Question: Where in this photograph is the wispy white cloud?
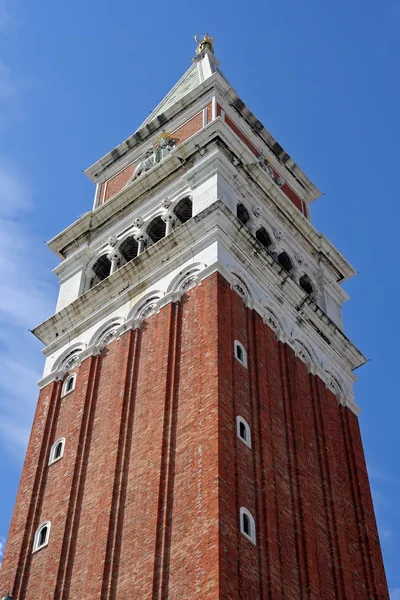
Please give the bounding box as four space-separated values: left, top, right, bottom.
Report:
0 165 31 214
0 164 56 461
0 4 55 463
0 58 31 131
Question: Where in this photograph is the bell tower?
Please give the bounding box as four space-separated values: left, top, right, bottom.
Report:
0 37 389 599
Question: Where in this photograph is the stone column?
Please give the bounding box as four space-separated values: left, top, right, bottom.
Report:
108 251 121 275
134 233 149 255
162 211 176 236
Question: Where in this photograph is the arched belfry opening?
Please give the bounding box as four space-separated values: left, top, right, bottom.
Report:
174 197 192 223
237 203 251 225
119 236 139 263
147 216 166 245
277 251 293 273
90 255 112 288
256 227 272 249
299 274 314 297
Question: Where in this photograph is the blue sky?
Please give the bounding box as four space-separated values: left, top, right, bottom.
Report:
0 0 399 594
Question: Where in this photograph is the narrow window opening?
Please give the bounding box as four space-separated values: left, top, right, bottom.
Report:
236 416 251 448
237 203 251 225
39 526 48 547
49 438 65 465
54 442 63 459
240 508 256 544
33 521 51 552
243 513 251 536
62 374 76 397
234 341 248 368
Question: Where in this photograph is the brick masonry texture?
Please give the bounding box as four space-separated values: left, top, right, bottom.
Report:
98 106 210 205
0 273 389 599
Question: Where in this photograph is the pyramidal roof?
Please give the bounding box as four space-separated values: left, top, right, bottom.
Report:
85 37 320 203
137 45 223 130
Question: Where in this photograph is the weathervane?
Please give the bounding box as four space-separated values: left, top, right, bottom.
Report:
194 33 214 55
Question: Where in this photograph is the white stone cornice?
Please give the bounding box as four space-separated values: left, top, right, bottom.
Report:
37 370 63 389
52 245 91 279
38 254 362 414
36 202 366 378
47 120 355 286
37 343 103 389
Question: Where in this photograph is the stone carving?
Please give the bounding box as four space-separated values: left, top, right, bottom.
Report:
100 328 118 345
230 274 249 300
180 273 199 291
127 133 178 184
295 252 306 265
133 217 143 228
107 250 120 262
274 228 285 241
234 283 246 298
181 276 196 290
161 198 171 209
194 34 214 55
107 235 117 247
257 156 285 188
264 311 279 332
161 211 175 224
62 351 82 371
140 303 157 318
104 330 116 343
293 340 312 365
252 206 261 217
325 373 341 396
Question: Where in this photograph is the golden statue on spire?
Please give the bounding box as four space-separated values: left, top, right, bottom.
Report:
194 33 214 55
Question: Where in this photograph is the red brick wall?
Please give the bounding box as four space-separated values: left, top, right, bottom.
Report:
216 274 388 600
98 106 210 206
0 273 389 599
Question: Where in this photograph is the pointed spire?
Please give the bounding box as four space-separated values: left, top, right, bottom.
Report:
137 34 219 131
